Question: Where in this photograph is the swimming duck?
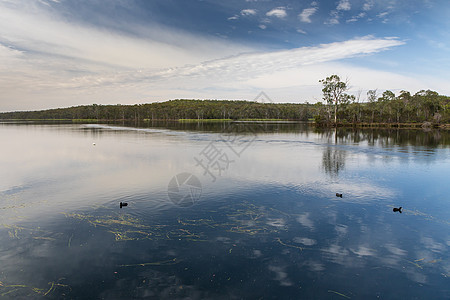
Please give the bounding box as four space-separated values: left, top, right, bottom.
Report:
120 202 128 208
393 207 402 213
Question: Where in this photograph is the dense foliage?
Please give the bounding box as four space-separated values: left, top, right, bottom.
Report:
0 100 314 121
1 91 449 124
317 89 450 125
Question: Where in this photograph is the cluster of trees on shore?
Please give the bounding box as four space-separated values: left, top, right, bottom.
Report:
315 75 450 125
1 76 449 125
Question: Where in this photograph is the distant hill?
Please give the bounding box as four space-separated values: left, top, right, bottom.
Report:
0 99 314 121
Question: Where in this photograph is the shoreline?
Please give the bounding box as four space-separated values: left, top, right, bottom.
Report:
0 119 449 129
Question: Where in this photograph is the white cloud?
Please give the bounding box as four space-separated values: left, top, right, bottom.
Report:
299 7 318 23
228 15 239 20
241 9 257 16
377 11 390 23
347 12 366 23
0 44 23 62
1 35 412 110
1 1 447 112
297 28 307 34
266 7 287 18
0 2 251 71
259 24 267 29
337 0 351 11
327 18 340 25
326 11 340 25
80 36 405 87
363 1 374 11
327 0 351 24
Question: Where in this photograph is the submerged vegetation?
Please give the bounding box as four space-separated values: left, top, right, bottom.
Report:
0 280 71 298
2 198 447 298
63 201 289 243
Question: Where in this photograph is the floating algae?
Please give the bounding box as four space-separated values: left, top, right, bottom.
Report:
32 236 56 241
0 280 71 298
63 202 296 246
2 224 55 240
1 192 49 223
275 238 303 251
328 289 351 299
68 233 73 247
63 201 290 244
64 213 207 242
108 229 145 241
64 213 151 229
166 228 207 241
224 202 289 236
177 217 221 228
118 258 181 268
2 224 26 239
65 213 166 241
183 201 292 238
406 258 443 270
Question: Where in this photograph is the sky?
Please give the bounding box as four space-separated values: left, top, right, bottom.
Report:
1 0 449 111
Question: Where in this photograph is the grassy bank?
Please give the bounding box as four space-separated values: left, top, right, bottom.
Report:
178 119 233 123
238 118 290 122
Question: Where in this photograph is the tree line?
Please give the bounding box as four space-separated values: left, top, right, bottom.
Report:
1 79 449 125
316 75 450 125
0 100 315 121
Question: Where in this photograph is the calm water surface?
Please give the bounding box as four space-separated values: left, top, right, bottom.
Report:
0 122 449 299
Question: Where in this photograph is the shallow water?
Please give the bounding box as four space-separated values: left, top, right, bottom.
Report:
0 122 449 299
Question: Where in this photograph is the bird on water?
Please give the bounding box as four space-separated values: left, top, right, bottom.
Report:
393 207 402 213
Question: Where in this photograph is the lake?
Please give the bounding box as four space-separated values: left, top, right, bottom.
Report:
0 121 449 299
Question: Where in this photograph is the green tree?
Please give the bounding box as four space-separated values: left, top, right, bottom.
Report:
319 75 350 124
377 90 395 122
398 90 412 121
367 89 377 123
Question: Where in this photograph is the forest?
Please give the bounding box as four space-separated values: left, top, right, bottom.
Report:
1 89 449 126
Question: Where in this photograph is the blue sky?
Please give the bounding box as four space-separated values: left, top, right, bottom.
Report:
0 0 449 111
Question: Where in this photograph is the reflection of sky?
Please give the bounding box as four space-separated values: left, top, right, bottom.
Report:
1 124 449 298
